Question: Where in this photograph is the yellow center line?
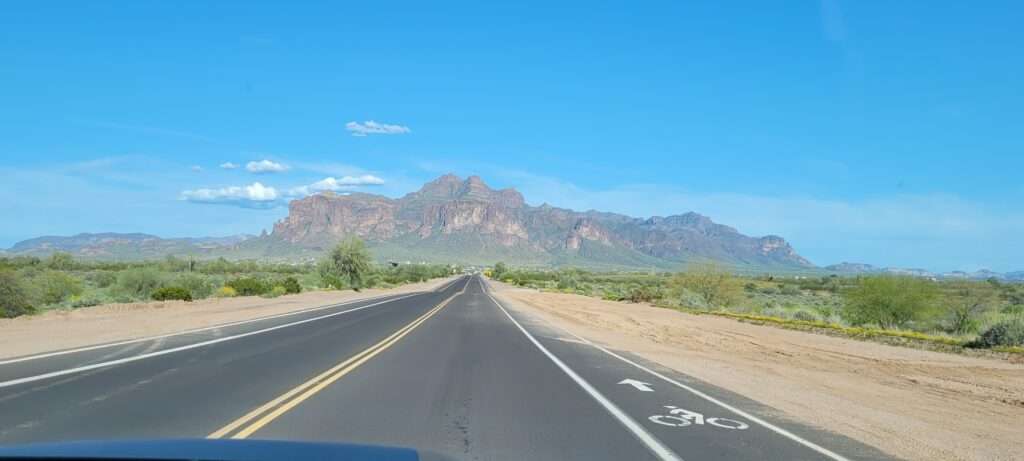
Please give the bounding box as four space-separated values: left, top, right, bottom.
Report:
208 284 465 439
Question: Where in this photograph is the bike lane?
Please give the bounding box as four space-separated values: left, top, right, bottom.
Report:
489 290 894 461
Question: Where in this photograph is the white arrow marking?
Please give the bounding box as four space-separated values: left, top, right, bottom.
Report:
619 378 654 392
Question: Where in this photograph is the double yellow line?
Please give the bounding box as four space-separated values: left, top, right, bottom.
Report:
208 288 463 439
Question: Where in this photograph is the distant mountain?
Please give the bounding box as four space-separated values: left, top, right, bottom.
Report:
824 262 878 273
826 261 1023 281
6 232 255 260
269 174 814 269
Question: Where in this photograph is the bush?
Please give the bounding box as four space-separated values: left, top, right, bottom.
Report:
0 270 35 318
215 286 238 298
175 274 214 300
280 276 302 294
966 319 1024 350
627 285 660 303
841 276 939 329
262 286 288 298
89 271 118 288
117 268 164 300
792 310 819 322
70 297 102 308
151 286 193 301
492 262 509 279
779 285 801 296
33 270 84 305
225 277 269 296
46 252 75 270
670 262 741 308
970 320 1024 348
319 238 372 291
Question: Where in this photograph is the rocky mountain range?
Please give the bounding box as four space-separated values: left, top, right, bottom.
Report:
4 233 255 260
823 262 1024 281
269 174 813 269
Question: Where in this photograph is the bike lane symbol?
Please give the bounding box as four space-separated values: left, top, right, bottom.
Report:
649 405 749 430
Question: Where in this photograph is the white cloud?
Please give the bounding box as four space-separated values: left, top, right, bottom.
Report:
190 165 203 172
288 175 385 197
220 162 239 170
345 120 411 137
246 159 289 173
180 182 280 208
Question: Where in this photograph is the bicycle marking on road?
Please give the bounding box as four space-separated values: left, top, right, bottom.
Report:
649 406 750 430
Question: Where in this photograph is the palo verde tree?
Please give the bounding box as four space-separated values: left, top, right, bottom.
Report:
841 275 939 329
670 261 741 308
319 237 373 291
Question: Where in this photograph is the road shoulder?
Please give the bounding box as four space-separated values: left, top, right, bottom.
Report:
0 277 459 360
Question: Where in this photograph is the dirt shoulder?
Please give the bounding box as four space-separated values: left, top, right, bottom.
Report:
0 277 458 360
490 282 1024 461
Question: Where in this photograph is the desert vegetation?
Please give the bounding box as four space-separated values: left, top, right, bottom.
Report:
490 263 1024 352
0 243 457 319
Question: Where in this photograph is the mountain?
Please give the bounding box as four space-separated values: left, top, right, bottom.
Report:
824 262 879 273
270 174 814 269
6 232 255 260
825 261 1024 281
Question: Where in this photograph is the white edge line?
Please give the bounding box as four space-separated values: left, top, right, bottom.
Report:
0 292 422 389
0 275 462 366
480 279 683 461
483 280 851 461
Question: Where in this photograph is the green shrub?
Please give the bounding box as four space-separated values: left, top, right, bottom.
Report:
0 270 35 318
759 287 778 295
262 286 288 298
33 270 84 305
175 274 214 300
792 310 819 322
779 285 801 296
628 285 660 303
117 268 164 300
89 271 118 288
842 276 939 329
670 262 741 308
319 238 372 291
971 319 1024 348
71 297 102 308
225 277 269 296
280 276 302 294
151 286 193 301
46 252 75 270
743 282 758 292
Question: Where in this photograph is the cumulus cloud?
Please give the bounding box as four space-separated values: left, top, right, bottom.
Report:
220 162 238 169
180 182 280 208
246 159 289 173
345 120 411 137
288 175 385 197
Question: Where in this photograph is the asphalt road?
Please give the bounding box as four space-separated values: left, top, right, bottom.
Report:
0 275 892 460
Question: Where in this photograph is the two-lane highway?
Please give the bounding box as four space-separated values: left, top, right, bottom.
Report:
0 275 891 460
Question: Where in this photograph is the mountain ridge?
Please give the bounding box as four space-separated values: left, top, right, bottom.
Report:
270 174 813 269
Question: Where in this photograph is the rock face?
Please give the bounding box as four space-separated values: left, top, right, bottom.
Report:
271 174 815 268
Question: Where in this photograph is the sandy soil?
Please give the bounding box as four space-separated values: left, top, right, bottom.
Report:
490 282 1024 461
0 277 458 360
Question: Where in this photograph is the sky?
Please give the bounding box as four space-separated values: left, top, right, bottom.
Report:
1 1 1022 272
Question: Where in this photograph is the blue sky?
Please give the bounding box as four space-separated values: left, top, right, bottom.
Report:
2 1 1022 272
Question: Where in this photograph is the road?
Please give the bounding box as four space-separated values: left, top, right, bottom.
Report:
0 275 891 460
